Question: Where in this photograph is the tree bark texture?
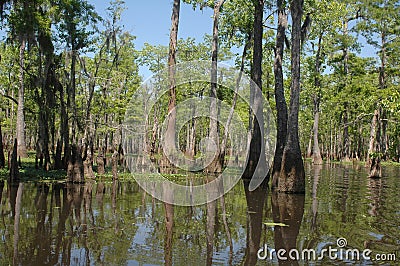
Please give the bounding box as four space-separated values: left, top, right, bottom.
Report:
9 138 19 184
67 144 84 183
277 0 305 193
306 127 313 158
367 108 382 178
0 125 5 168
83 141 95 179
367 108 379 167
312 34 323 165
312 97 323 165
17 37 27 158
272 0 288 188
96 148 105 175
164 0 180 161
112 150 119 181
342 19 350 161
206 0 226 173
243 0 267 186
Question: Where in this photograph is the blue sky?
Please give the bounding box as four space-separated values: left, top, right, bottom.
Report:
88 1 377 78
90 1 213 48
89 1 214 78
0 1 376 77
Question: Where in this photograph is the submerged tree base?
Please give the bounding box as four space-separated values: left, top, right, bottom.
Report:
9 139 20 184
67 145 84 183
313 155 323 165
276 148 305 194
369 157 382 178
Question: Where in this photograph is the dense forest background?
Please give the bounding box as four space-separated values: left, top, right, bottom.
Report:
0 0 399 186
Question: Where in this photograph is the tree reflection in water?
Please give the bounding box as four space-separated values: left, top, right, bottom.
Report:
272 191 305 266
243 180 268 266
0 164 398 265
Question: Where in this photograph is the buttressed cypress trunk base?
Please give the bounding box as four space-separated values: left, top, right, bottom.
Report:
9 139 19 184
278 146 305 193
67 144 84 183
369 157 382 178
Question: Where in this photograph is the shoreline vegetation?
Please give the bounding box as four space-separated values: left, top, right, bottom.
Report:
0 0 399 187
1 153 399 184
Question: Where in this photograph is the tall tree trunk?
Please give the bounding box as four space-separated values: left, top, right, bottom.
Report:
306 127 313 158
0 125 5 168
58 80 69 170
397 141 400 163
151 110 159 155
9 138 19 184
36 33 54 170
17 37 27 158
312 99 323 165
185 111 196 158
367 108 381 177
206 0 226 173
312 34 323 165
67 144 84 183
0 181 4 207
69 49 77 144
312 102 322 162
277 0 305 193
272 0 288 188
37 59 52 171
67 47 84 180
342 102 350 161
367 108 379 165
96 148 105 175
164 0 180 163
111 149 119 181
37 109 51 170
367 32 386 177
381 109 388 160
83 140 95 180
243 0 267 191
220 38 251 166
342 19 350 161
379 33 388 161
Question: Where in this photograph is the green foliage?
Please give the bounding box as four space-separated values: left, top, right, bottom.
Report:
0 0 399 183
54 0 99 51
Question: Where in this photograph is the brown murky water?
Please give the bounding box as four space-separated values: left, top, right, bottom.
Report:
0 163 399 265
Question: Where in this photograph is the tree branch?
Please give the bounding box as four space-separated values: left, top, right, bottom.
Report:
0 93 18 105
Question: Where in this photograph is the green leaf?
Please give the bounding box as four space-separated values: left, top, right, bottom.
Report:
264 222 289 227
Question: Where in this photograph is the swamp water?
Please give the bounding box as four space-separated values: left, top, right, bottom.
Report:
0 163 399 265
